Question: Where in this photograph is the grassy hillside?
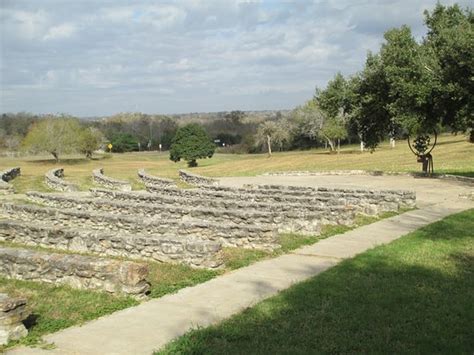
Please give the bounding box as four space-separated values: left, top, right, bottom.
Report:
0 134 472 193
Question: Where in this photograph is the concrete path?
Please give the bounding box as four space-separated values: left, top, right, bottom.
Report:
7 177 473 355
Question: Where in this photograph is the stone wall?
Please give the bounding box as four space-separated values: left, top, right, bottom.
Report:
241 184 417 211
178 169 219 186
28 191 348 234
147 182 410 215
1 203 278 250
44 168 79 192
0 167 20 194
0 293 29 345
0 246 150 297
200 184 416 214
92 168 132 191
138 169 175 187
0 219 223 269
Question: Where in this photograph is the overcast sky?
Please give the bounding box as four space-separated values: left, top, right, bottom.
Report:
0 0 470 116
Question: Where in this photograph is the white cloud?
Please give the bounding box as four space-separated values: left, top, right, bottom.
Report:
1 0 472 116
43 23 77 40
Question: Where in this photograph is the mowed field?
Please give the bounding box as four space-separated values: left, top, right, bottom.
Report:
0 134 472 193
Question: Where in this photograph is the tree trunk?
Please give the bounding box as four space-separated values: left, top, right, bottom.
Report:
51 151 59 163
188 159 197 167
327 139 335 152
337 138 340 154
390 138 396 148
470 130 474 143
360 141 365 152
266 135 272 157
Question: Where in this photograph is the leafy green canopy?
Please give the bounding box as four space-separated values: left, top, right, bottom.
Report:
350 3 473 149
169 123 215 167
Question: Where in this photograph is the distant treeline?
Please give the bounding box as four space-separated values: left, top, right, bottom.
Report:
1 110 340 154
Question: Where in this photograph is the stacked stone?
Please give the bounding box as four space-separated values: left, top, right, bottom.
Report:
179 169 219 186
137 169 176 187
44 168 79 192
0 219 224 269
28 191 345 235
0 247 150 297
92 168 132 191
0 293 29 345
1 203 279 251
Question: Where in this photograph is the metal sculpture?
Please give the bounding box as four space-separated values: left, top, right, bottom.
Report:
407 130 437 175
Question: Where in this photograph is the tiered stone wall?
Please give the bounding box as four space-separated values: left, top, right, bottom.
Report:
147 182 413 215
241 184 416 212
0 246 150 297
92 168 132 191
44 168 79 192
138 169 175 187
1 203 278 250
0 293 29 345
178 169 219 186
28 191 348 234
0 167 20 194
0 219 223 269
199 184 416 214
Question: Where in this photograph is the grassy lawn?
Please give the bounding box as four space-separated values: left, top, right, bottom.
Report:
158 209 474 354
0 134 472 193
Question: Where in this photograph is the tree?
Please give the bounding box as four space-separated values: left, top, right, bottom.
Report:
292 100 346 152
22 116 82 162
169 123 215 167
110 133 139 153
353 4 473 149
424 4 474 141
351 53 393 150
254 120 291 156
78 127 104 158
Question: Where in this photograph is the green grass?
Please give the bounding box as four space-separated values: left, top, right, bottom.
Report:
0 279 138 351
0 134 472 192
221 211 401 270
158 209 474 354
0 245 219 350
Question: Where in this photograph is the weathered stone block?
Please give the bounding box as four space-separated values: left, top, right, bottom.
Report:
0 293 29 345
0 247 150 297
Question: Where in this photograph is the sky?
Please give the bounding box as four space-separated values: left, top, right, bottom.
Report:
0 0 470 117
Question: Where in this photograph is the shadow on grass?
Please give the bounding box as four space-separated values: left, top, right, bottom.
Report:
160 253 473 354
158 210 474 354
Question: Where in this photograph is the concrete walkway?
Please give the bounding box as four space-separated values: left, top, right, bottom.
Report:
7 177 473 355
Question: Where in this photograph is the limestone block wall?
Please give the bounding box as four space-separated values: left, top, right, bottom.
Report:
92 168 132 191
92 188 343 214
0 246 150 296
1 203 279 250
198 184 415 214
0 293 29 345
138 169 175 187
0 167 20 194
28 191 345 234
146 183 398 215
44 168 79 192
0 220 223 269
241 184 416 212
178 169 219 186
